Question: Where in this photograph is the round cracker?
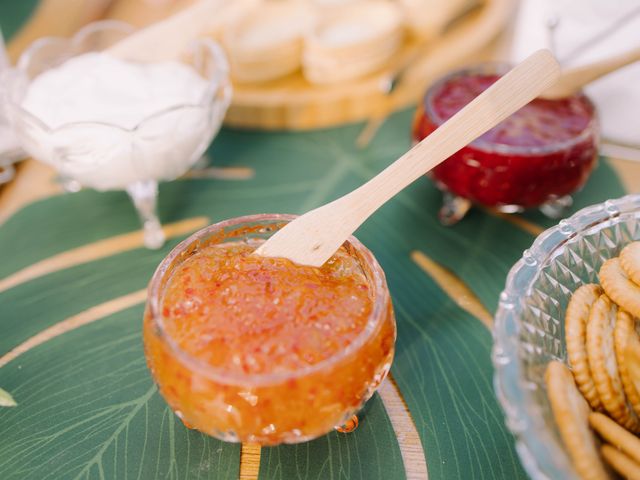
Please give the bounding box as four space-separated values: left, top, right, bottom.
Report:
621 241 640 286
590 412 640 465
545 361 610 480
586 294 640 432
627 334 640 392
601 444 640 480
566 284 604 411
615 310 640 417
600 258 640 319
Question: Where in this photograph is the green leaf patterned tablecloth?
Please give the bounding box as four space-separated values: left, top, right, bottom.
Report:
0 4 627 479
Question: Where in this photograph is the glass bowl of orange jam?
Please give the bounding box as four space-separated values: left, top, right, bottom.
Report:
143 214 396 445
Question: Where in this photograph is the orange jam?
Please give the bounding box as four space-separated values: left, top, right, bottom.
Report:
161 241 373 375
143 218 395 445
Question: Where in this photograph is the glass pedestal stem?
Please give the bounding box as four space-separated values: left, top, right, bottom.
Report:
539 194 573 219
126 180 165 249
438 191 472 226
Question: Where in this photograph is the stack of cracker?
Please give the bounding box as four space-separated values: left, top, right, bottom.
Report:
218 0 475 85
546 241 640 480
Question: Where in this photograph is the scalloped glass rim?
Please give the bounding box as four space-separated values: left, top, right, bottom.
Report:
422 62 599 156
9 20 231 134
492 193 640 480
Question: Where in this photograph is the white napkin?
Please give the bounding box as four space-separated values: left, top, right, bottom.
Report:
510 0 640 151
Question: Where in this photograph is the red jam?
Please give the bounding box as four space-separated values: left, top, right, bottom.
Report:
143 222 395 445
413 68 599 208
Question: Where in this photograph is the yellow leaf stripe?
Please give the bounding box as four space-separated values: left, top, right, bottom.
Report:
183 166 255 181
483 209 545 236
379 375 429 480
0 289 147 369
239 443 261 480
0 217 209 294
411 250 493 329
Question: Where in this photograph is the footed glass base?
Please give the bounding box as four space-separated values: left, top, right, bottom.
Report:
126 180 165 249
437 189 574 225
539 195 573 219
334 414 359 433
56 176 166 250
438 191 472 226
59 175 82 193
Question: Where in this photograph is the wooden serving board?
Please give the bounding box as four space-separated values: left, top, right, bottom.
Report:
226 0 515 130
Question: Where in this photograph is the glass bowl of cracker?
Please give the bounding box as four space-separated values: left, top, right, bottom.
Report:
493 193 640 480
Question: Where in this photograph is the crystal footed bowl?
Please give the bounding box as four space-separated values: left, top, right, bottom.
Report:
493 194 640 479
4 21 231 249
412 63 599 226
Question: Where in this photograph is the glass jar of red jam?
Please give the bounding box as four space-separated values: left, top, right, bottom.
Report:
143 214 396 445
413 64 599 224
